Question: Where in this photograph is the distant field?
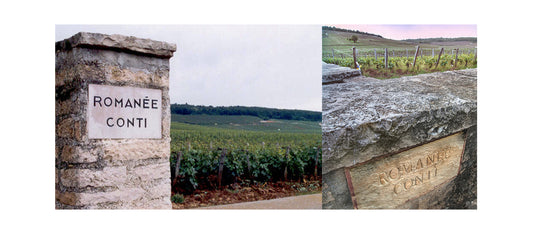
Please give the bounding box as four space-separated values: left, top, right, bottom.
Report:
171 114 321 134
323 28 477 58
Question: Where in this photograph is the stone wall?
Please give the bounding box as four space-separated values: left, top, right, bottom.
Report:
321 63 477 209
55 32 176 209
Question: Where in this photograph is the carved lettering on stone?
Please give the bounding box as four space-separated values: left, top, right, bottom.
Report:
345 132 465 209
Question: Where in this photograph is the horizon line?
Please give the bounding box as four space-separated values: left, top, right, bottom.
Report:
171 103 322 113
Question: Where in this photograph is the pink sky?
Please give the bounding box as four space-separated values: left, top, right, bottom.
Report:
330 24 477 40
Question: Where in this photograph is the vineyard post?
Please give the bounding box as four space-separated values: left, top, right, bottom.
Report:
314 147 320 178
412 46 420 69
436 48 444 68
385 48 388 69
454 48 459 69
284 147 290 181
352 47 357 69
174 151 182 181
432 48 435 57
406 48 408 58
218 148 226 188
332 49 335 59
374 48 377 60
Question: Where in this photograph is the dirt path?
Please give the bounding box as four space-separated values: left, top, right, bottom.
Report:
197 193 322 209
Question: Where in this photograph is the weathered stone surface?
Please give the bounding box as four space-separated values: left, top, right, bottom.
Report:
58 188 145 207
102 139 169 163
322 62 361 84
56 32 176 58
56 50 170 88
55 87 86 116
132 162 170 182
161 106 171 138
104 64 170 88
60 145 100 163
323 69 477 174
60 166 127 188
322 69 477 209
56 117 84 141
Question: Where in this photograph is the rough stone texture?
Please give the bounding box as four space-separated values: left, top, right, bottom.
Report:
322 67 477 209
101 140 170 163
322 62 361 84
55 32 177 58
56 32 175 209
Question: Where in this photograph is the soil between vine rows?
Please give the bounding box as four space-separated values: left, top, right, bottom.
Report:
171 179 321 209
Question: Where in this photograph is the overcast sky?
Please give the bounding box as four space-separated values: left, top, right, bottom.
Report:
56 25 322 112
330 24 477 40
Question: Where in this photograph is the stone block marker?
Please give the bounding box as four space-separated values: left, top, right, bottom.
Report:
56 32 176 209
322 65 477 209
322 62 361 84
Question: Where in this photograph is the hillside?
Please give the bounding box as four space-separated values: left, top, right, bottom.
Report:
322 26 477 56
323 27 414 49
171 114 321 134
170 104 322 134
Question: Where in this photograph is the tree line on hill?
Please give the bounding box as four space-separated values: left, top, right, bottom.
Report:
402 37 477 43
322 26 383 38
171 104 321 121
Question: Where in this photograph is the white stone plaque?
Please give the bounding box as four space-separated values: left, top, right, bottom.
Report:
87 84 162 139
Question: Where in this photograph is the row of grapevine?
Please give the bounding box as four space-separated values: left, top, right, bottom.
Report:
323 47 476 59
170 145 321 194
323 53 477 71
169 122 322 195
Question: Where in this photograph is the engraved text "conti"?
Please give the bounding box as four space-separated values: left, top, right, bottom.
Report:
378 147 454 194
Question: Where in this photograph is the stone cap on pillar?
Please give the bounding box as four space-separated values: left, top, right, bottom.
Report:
55 32 177 58
322 62 361 84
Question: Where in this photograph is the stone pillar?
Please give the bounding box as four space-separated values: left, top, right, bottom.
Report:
55 32 176 209
321 64 477 209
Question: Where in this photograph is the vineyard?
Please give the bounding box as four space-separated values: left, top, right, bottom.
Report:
323 48 477 79
169 118 322 206
322 27 477 79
